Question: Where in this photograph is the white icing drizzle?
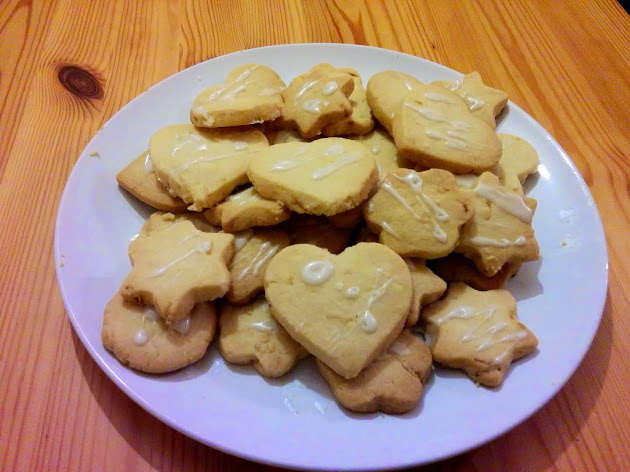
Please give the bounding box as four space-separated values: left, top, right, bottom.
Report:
449 77 464 91
436 305 475 324
167 187 178 197
302 99 328 114
259 87 283 96
324 144 345 155
322 81 338 95
388 340 412 356
149 241 212 277
301 260 334 285
295 79 319 99
134 329 148 345
172 152 235 175
233 229 254 251
248 319 277 333
424 92 457 103
143 153 154 174
336 282 344 291
226 187 259 206
173 317 191 335
465 96 485 112
177 229 202 246
233 64 259 82
454 174 478 188
222 82 250 101
237 241 281 280
192 105 210 121
371 144 381 154
143 307 160 322
405 103 448 122
425 129 470 151
381 220 399 238
269 146 308 171
474 183 534 223
395 172 449 222
233 141 249 150
311 153 361 180
469 236 527 247
403 78 414 91
359 268 392 333
344 286 360 299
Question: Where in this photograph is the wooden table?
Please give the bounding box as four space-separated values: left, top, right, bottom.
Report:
2 1 629 470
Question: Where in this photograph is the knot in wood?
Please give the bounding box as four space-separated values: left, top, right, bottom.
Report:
58 65 103 99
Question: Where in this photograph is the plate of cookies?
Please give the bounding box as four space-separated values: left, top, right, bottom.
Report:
55 44 607 470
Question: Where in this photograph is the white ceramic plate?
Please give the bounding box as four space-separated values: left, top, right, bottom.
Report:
55 44 608 470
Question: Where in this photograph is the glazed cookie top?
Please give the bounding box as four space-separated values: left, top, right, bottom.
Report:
247 137 378 216
149 124 268 211
364 168 473 259
322 70 375 137
264 242 412 379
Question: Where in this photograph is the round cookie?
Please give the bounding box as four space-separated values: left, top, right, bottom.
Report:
247 138 378 216
219 297 308 377
364 168 473 259
317 330 432 414
149 124 268 211
264 243 413 379
101 293 217 374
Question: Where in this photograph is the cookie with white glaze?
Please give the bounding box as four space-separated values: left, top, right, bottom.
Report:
323 70 374 136
455 172 539 277
219 297 308 377
317 330 432 414
190 64 286 128
247 138 378 216
204 186 290 232
433 71 509 129
138 211 219 239
364 168 473 259
494 134 539 195
264 243 412 379
392 89 502 174
422 283 538 387
102 292 217 373
281 214 354 254
431 253 522 291
120 219 234 322
149 124 268 211
116 150 188 212
404 258 447 327
226 227 289 305
280 64 355 138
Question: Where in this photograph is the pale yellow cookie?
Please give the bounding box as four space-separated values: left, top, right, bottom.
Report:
392 90 502 174
138 211 219 239
190 64 286 128
364 168 473 258
317 330 432 414
265 243 412 379
219 297 308 377
281 64 355 138
423 283 538 387
404 258 447 327
455 172 539 277
323 71 374 136
281 214 354 254
366 70 424 134
349 127 415 183
101 292 217 373
203 186 290 232
494 134 539 195
116 150 188 212
247 138 378 216
226 227 289 305
149 124 268 211
120 219 234 322
431 253 522 291
327 201 366 229
433 71 509 129
268 129 311 145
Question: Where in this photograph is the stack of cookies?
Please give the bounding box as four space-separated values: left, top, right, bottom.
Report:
106 63 540 414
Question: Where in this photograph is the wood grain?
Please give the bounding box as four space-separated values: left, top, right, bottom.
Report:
1 1 629 471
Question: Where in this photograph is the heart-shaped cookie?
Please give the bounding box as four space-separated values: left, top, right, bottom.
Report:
264 242 412 379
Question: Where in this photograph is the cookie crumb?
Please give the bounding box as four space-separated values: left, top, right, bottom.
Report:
90 150 100 157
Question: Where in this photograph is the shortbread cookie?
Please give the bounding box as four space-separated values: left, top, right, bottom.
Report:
149 124 268 211
323 70 374 136
456 172 539 276
349 127 415 182
392 90 502 174
317 330 432 414
268 129 310 145
405 259 447 326
265 243 412 379
364 168 473 258
494 134 539 195
248 138 378 215
431 253 522 291
281 214 353 254
120 219 234 321
116 150 188 212
433 71 509 129
281 64 355 138
219 297 308 377
138 211 219 239
227 227 289 305
366 70 423 134
203 186 290 231
423 283 538 387
190 64 286 128
102 293 217 373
